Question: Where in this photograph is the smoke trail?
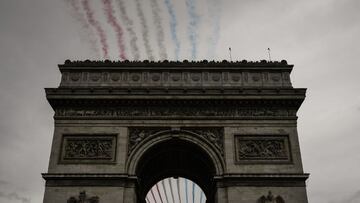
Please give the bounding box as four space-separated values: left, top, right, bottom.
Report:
135 0 155 60
168 178 175 203
185 179 189 203
150 0 168 60
177 178 182 203
161 180 170 203
164 0 180 60
82 0 109 59
206 0 221 59
155 183 164 203
185 0 200 60
200 192 203 203
192 182 195 203
115 0 140 60
150 188 158 203
102 0 127 60
65 0 100 58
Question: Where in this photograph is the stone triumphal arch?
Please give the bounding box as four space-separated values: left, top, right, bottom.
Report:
42 60 309 203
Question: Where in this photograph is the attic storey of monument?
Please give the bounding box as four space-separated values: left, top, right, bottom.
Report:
42 60 309 203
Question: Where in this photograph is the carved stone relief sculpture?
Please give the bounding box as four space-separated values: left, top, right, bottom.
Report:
60 135 116 163
258 191 285 203
127 127 224 156
67 191 99 203
235 135 291 163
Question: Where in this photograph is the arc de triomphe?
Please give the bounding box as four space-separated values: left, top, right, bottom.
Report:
42 60 309 203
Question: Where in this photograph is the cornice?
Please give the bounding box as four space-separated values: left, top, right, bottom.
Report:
45 87 306 97
42 173 309 187
59 59 293 69
42 173 137 187
215 173 309 187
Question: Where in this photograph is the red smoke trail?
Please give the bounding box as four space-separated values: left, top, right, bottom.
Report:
102 0 127 60
82 0 109 59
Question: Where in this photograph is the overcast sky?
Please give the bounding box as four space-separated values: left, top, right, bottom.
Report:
0 0 359 202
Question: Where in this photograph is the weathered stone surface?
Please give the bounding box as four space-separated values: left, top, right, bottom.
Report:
42 60 309 203
58 60 293 88
60 135 117 164
235 135 291 163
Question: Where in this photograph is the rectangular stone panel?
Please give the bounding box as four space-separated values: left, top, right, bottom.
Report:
234 135 291 164
59 134 117 164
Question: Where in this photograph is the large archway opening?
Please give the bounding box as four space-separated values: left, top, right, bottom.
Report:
135 138 217 203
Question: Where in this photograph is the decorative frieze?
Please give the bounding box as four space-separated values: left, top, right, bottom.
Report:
235 135 291 163
54 106 296 120
127 127 224 156
60 135 116 164
60 70 291 88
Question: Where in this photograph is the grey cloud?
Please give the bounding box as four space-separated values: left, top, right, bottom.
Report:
0 191 31 203
330 191 360 203
345 191 360 203
0 180 9 185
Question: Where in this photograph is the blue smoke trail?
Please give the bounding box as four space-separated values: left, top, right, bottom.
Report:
207 0 221 59
150 0 168 60
185 0 199 60
164 0 180 60
185 179 189 203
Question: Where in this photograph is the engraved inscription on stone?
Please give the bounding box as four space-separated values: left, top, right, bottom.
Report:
235 135 291 163
60 135 116 163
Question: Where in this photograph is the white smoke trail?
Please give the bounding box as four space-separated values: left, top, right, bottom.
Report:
150 0 168 60
135 0 155 60
207 0 221 59
65 0 100 58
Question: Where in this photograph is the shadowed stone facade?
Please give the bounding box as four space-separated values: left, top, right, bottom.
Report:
42 60 309 203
